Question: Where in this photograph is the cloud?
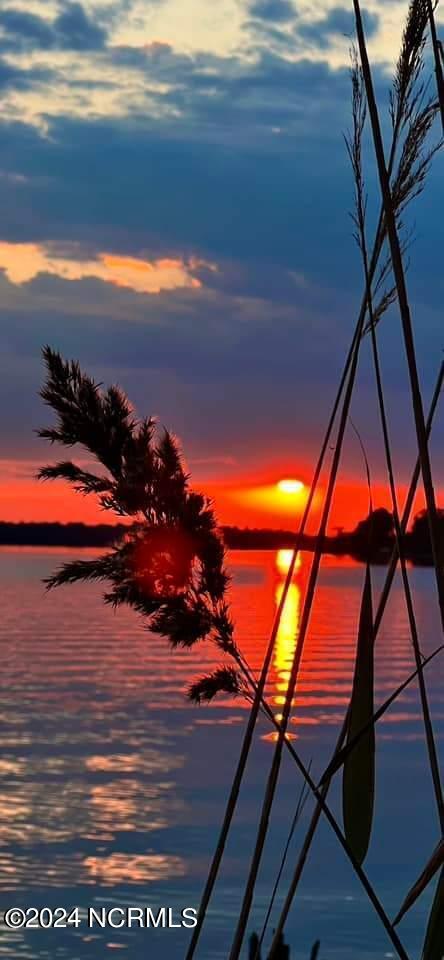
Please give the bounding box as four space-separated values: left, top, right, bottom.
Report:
0 2 107 53
0 55 52 90
0 0 442 491
248 0 296 23
297 6 379 49
0 9 55 49
0 241 214 294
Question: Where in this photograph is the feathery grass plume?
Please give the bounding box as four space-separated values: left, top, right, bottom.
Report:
38 346 241 680
390 0 430 129
345 48 368 255
189 666 247 704
363 0 441 335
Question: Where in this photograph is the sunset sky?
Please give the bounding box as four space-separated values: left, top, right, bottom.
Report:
0 0 442 530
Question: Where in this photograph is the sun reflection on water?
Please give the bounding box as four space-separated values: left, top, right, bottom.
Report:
270 550 302 736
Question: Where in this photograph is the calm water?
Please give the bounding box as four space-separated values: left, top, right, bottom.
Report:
0 547 442 960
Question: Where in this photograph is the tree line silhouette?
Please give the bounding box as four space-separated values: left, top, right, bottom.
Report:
1 507 442 564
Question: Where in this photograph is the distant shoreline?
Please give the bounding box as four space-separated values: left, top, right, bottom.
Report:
0 520 438 566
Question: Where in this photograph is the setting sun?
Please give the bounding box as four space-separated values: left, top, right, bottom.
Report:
277 478 305 495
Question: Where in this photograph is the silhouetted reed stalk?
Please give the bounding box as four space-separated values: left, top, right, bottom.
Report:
226 265 378 960
256 7 444 949
250 642 443 960
266 359 443 956
186 5 438 951
255 769 312 954
353 0 444 633
349 54 443 829
249 697 412 960
227 12 443 959
427 0 444 131
184 368 354 959
373 361 443 635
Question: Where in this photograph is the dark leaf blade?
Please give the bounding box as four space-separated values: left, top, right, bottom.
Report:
394 840 444 926
343 564 375 866
422 867 444 960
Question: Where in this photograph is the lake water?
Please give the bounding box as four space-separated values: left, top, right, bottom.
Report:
0 547 442 960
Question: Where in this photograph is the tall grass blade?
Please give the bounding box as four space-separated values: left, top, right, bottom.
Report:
343 565 375 865
264 350 443 960
394 839 443 925
321 642 443 784
422 867 444 960
184 343 356 959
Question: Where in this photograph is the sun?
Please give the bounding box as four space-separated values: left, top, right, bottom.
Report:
277 478 305 495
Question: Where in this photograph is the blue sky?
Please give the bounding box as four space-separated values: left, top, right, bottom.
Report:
0 0 443 523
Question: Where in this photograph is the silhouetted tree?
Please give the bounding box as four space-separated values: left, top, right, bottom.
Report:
352 507 395 552
410 508 444 557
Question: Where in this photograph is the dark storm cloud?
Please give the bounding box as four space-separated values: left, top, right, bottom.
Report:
0 2 107 53
296 6 379 48
248 0 296 23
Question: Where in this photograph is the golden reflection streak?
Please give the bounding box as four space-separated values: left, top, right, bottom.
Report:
271 550 301 729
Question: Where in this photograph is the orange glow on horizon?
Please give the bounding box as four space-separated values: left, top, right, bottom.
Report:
0 459 437 531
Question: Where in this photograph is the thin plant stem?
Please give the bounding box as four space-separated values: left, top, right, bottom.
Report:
353 86 444 828
374 361 444 636
369 294 443 831
227 33 438 951
227 270 369 960
264 641 444 957
183 334 357 960
266 361 443 953
186 13 441 952
353 0 444 637
254 769 312 958
319 642 444 784
253 696 411 960
252 646 443 960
